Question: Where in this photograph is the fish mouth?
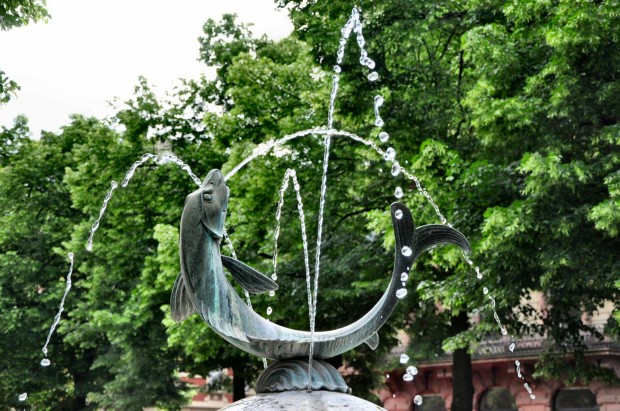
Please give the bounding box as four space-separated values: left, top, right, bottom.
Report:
206 169 224 188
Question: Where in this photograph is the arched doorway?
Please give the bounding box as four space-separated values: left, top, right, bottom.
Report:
479 387 517 411
554 388 599 411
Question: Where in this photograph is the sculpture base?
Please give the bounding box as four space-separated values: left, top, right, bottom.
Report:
255 359 351 394
220 390 386 411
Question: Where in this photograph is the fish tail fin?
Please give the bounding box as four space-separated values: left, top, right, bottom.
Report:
413 224 471 259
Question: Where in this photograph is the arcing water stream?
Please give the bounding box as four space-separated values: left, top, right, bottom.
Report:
23 5 535 405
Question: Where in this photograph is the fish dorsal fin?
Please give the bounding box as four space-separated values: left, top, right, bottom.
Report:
364 332 380 350
221 256 279 294
170 272 195 322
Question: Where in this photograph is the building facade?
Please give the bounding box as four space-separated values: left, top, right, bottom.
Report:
378 295 620 411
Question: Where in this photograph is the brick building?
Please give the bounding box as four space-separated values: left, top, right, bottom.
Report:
378 294 619 411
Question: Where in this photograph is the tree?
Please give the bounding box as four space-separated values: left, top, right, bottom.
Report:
463 0 620 382
0 116 97 409
0 0 50 103
0 76 223 409
59 80 223 409
273 0 619 408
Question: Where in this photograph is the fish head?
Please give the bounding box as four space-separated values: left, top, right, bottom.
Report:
182 169 229 242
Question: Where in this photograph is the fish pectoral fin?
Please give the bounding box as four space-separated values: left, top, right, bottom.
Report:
221 255 279 294
170 272 195 322
364 332 380 350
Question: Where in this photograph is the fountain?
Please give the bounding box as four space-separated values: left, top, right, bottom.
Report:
171 170 469 409
16 5 540 409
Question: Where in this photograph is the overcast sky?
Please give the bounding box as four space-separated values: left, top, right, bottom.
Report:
0 0 293 137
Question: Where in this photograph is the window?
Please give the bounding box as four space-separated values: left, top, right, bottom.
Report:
554 388 599 411
479 388 517 411
210 393 223 401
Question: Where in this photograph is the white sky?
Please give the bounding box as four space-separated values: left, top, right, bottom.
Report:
0 0 293 137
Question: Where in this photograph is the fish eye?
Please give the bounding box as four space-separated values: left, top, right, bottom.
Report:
203 193 213 202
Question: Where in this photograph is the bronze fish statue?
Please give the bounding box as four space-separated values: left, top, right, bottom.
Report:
171 169 470 360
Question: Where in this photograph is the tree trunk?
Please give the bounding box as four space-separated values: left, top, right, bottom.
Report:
232 365 246 402
450 311 473 411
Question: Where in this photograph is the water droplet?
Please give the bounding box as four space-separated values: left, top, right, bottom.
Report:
333 65 341 73
379 131 389 143
386 374 390 379
477 273 483 279
269 291 275 297
391 164 401 176
414 395 423 405
400 354 409 363
368 71 378 81
271 274 277 281
394 187 404 199
403 373 414 381
340 38 346 45
111 181 118 189
375 118 385 127
384 147 396 161
396 288 407 298
42 347 48 355
266 307 273 315
374 95 384 106
19 393 27 401
501 328 508 335
86 242 93 252
509 343 516 352
367 60 376 69
41 358 51 367
483 287 489 295
530 394 536 400
401 246 412 256
395 210 403 219
406 366 418 375
400 272 408 282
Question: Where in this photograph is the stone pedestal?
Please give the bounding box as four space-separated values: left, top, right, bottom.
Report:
221 390 386 411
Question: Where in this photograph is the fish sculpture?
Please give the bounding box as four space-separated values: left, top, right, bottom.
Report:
171 169 470 360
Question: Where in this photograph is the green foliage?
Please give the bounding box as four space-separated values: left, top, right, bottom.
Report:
0 70 20 104
0 116 92 409
0 0 49 30
57 82 224 409
280 0 619 390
